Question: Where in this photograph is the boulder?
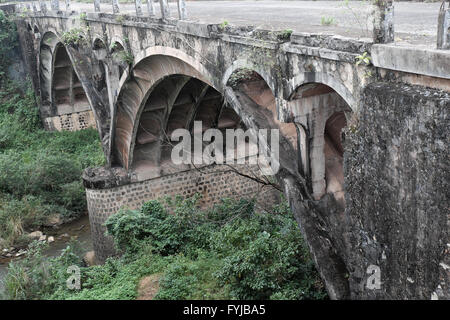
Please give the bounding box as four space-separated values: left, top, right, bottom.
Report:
43 214 62 228
28 231 43 240
47 236 55 243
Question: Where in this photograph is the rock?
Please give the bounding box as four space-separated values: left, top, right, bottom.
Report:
43 214 62 228
15 250 26 257
83 251 97 266
38 235 47 242
47 236 55 243
58 233 70 240
2 248 8 253
28 231 43 240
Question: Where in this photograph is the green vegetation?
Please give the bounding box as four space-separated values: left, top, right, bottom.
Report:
277 29 293 41
320 16 336 26
0 10 17 85
0 11 104 250
61 28 87 47
355 51 371 66
3 196 327 300
227 68 258 89
219 20 229 30
112 50 134 66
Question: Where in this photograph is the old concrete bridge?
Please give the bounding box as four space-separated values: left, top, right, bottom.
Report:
5 0 449 300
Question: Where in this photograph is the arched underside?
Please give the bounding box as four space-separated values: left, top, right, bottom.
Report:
131 75 246 181
288 82 352 206
114 54 213 169
52 44 90 115
39 31 96 131
110 41 126 80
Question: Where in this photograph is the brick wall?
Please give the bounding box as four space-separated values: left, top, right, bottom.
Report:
44 110 96 131
86 164 280 261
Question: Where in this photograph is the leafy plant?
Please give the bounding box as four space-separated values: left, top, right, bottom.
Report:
356 51 372 66
277 29 293 41
219 20 229 30
112 50 134 66
321 16 335 26
61 28 87 47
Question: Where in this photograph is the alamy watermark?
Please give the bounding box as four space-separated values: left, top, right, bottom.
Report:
66 265 80 290
170 121 280 175
366 264 381 290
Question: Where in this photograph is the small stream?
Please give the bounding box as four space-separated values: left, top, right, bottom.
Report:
0 214 93 296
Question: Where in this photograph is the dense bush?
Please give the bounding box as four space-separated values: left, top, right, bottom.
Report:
3 196 327 300
0 67 104 249
2 240 83 300
104 196 327 300
0 9 17 84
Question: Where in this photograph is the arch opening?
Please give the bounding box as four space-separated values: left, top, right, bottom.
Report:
110 41 126 79
52 44 90 115
131 74 247 181
289 82 352 206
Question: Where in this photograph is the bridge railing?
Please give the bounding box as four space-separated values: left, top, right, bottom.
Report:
11 0 450 49
19 0 188 20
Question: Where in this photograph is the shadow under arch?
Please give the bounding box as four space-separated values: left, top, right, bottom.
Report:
287 72 356 112
114 49 217 169
288 80 352 207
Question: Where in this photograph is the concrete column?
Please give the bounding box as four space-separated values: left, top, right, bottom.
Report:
94 0 101 12
437 2 450 49
372 0 394 43
51 0 59 11
177 0 187 20
159 0 170 19
147 0 155 16
65 0 70 11
135 0 143 16
112 0 120 14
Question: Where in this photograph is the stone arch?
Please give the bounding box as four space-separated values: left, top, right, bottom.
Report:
130 74 245 181
222 59 277 96
110 40 127 80
288 81 352 205
225 67 298 152
39 31 98 131
287 72 355 112
114 49 216 169
92 37 104 49
51 43 91 117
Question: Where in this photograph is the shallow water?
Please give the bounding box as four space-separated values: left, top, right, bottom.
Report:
0 214 93 298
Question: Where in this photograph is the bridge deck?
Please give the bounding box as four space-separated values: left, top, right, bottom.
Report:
38 0 441 46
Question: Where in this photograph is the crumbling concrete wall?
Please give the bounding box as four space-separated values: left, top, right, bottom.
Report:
344 82 449 299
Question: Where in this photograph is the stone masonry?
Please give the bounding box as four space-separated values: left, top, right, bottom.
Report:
85 164 280 261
